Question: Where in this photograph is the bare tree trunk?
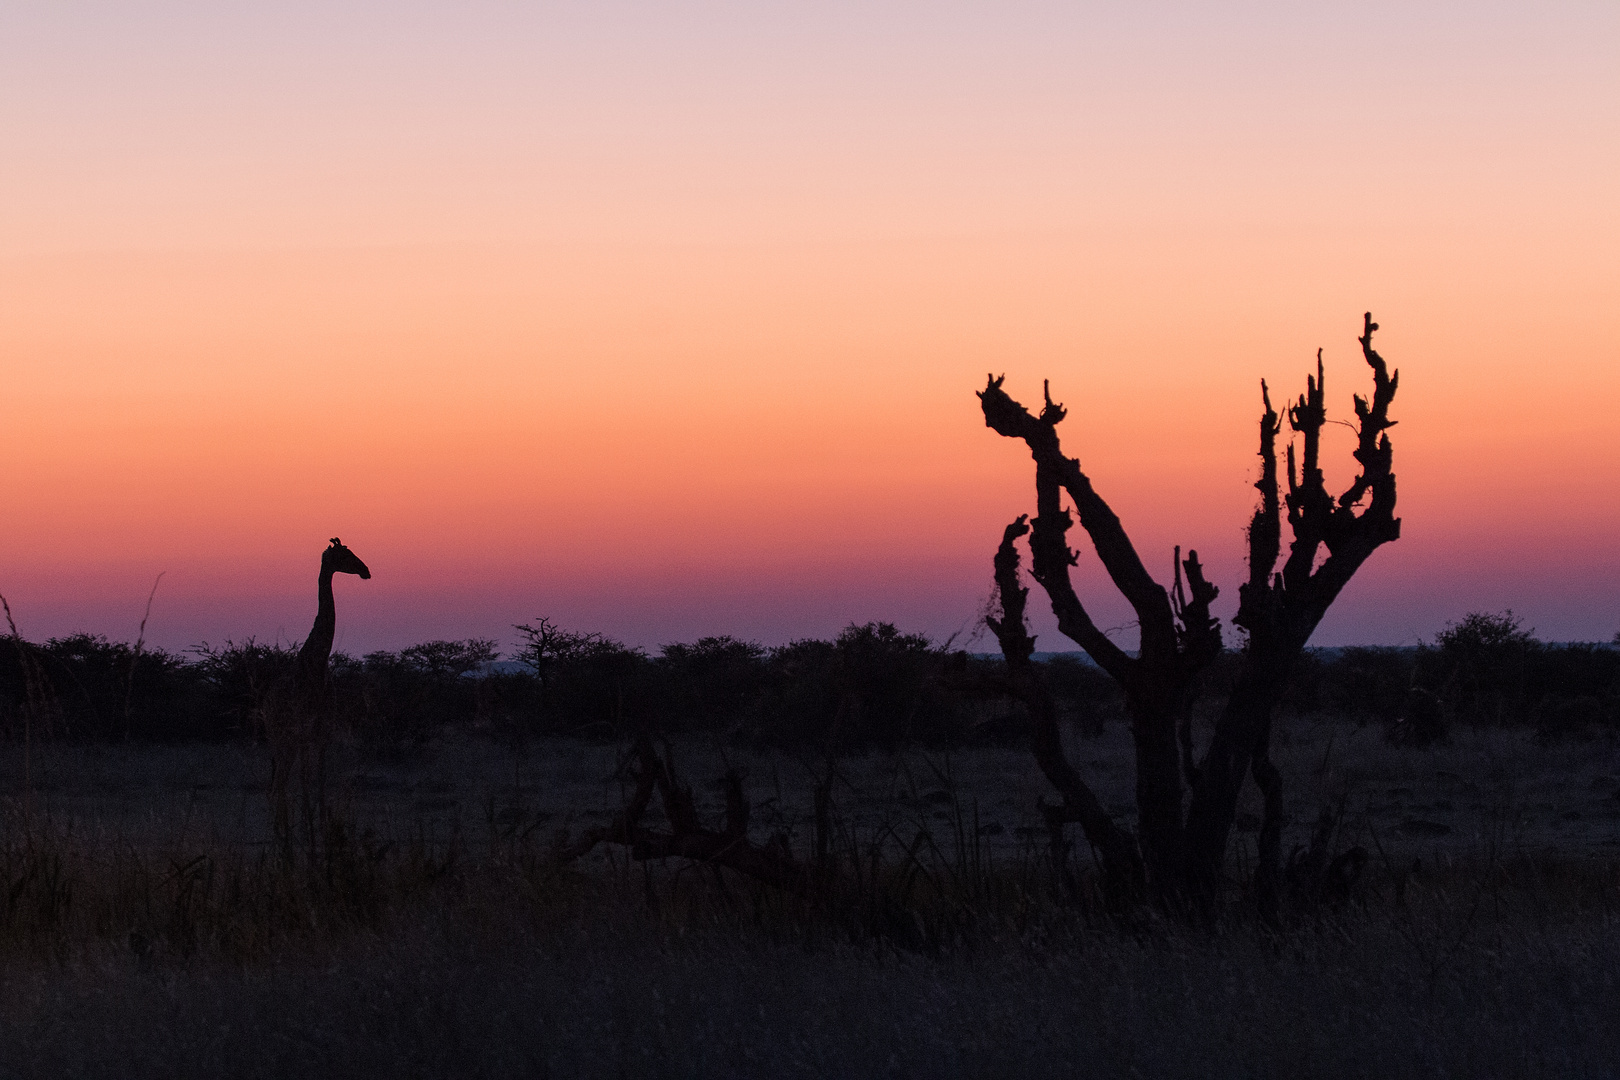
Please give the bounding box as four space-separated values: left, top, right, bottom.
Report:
980 313 1400 915
1250 716 1285 924
979 379 1221 904
1184 662 1289 902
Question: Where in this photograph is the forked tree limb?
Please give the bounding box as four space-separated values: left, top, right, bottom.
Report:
1027 463 1136 685
1342 314 1399 515
980 373 1222 901
986 517 1144 888
1171 546 1222 670
1281 352 1333 592
1187 313 1401 904
979 376 1222 676
979 377 1181 667
1232 315 1400 652
1242 314 1400 645
1172 546 1219 787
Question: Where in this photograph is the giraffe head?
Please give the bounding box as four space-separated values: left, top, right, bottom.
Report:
321 537 372 580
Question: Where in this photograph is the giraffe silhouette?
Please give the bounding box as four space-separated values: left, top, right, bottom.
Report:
268 537 371 864
294 537 371 710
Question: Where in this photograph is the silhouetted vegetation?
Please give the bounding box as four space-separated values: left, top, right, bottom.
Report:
1269 612 1620 739
496 619 1004 747
189 638 298 735
978 314 1405 909
1418 610 1620 735
341 638 500 750
0 634 212 742
2 616 1616 750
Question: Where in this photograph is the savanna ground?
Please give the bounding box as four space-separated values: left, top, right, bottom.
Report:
2 717 1619 1079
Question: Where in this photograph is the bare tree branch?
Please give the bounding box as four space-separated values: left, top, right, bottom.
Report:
1028 462 1137 685
1186 312 1402 906
976 314 1398 913
1248 381 1283 591
556 732 817 897
980 373 1224 902
979 376 1176 668
984 518 1144 889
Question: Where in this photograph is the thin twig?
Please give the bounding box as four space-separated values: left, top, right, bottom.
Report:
125 572 165 741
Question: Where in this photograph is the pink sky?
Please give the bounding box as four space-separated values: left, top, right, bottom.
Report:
2 2 1616 654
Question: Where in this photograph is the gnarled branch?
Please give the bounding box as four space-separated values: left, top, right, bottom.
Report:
985 517 1143 889
980 373 1223 901
979 375 1220 676
556 732 817 897
980 376 1178 669
1187 312 1402 906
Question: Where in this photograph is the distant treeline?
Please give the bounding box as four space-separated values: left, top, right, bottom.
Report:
0 612 1615 747
0 622 1020 748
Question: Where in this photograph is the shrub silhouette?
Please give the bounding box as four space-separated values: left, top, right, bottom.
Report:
1423 610 1537 725
512 618 652 737
1407 611 1620 735
0 617 1609 754
345 639 498 750
658 636 768 736
191 638 299 736
36 633 209 741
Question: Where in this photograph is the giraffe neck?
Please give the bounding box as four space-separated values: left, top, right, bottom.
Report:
298 567 338 683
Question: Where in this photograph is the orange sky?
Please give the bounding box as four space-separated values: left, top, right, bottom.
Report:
2 3 1616 653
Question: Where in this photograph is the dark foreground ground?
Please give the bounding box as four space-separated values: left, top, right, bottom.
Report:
4 890 1619 1080
2 721 1618 1079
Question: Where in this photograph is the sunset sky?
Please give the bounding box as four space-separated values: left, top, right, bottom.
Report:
2 2 1616 657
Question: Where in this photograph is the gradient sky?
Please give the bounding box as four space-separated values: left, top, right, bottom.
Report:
2 1 1616 657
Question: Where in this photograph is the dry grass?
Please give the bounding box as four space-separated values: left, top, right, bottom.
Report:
1 725 1618 1078
2 859 1617 1078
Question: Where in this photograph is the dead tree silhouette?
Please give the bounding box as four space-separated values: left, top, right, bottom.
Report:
266 537 371 864
981 313 1399 915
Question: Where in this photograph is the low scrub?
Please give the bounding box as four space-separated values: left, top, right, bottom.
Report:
1 613 1615 750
